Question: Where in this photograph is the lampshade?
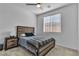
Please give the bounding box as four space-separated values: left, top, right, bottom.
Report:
10 30 16 36
10 32 15 36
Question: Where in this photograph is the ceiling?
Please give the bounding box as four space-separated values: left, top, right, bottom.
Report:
0 3 70 15
24 3 70 14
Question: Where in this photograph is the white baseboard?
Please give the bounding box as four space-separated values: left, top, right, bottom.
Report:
56 43 78 51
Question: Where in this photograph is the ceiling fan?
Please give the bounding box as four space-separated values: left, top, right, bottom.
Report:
26 3 41 8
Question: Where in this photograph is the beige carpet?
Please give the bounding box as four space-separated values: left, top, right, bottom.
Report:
0 45 79 56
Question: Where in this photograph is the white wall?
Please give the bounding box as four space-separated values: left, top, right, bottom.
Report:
37 4 78 50
0 3 36 43
78 3 79 51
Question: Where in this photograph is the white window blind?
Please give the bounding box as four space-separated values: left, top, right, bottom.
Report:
43 14 61 32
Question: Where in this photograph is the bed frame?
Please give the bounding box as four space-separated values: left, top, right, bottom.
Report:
16 26 55 56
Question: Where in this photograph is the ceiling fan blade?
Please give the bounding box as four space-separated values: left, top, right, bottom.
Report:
26 3 37 5
25 3 41 8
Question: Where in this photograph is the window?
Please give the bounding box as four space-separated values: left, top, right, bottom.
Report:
43 14 61 32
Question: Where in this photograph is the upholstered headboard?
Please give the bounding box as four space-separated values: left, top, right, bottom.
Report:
16 26 34 38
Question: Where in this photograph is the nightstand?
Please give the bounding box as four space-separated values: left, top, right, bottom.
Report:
0 44 3 50
4 36 18 50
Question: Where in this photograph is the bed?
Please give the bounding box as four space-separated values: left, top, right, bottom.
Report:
16 26 55 56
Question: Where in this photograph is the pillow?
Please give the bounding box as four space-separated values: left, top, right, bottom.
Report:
25 33 34 37
20 34 26 37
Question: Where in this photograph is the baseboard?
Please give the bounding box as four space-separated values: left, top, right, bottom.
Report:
56 43 78 52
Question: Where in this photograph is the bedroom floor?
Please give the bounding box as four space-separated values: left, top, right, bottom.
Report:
0 45 78 56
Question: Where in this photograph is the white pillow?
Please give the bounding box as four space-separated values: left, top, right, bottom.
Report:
20 34 25 37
